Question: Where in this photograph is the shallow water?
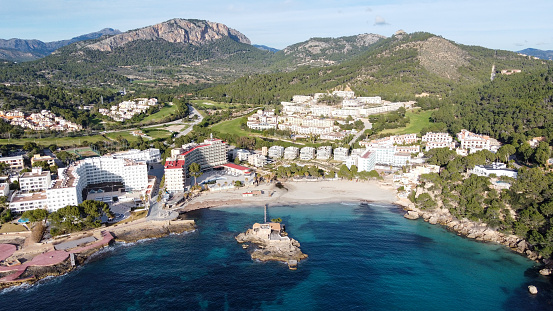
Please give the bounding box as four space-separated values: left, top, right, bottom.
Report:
0 203 551 311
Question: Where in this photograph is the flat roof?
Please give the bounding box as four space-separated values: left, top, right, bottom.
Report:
11 191 47 203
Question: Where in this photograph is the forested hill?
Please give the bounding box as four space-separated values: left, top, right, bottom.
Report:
201 32 548 104
432 67 553 142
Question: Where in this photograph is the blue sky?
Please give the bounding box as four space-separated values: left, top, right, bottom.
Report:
2 0 552 51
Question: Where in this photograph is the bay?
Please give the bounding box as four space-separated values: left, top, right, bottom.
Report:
0 202 551 311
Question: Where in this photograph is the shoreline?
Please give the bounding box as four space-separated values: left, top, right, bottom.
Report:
0 178 548 290
0 219 195 289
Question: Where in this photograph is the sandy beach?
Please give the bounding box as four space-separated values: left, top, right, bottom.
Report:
179 179 398 211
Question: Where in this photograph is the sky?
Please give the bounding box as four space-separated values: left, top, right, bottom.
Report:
1 0 552 51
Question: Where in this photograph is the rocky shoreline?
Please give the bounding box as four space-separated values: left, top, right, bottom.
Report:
398 200 544 261
0 219 195 290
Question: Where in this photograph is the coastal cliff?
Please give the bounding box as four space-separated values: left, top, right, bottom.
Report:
398 200 542 261
236 223 307 263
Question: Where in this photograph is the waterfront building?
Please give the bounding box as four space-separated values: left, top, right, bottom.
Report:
284 147 299 160
165 138 229 192
19 167 51 192
316 146 332 160
268 146 285 159
357 150 376 172
248 154 267 167
333 147 349 161
300 147 316 160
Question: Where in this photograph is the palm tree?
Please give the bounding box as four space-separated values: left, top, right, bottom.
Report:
188 162 203 187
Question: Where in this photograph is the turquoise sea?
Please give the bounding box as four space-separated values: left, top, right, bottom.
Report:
0 202 551 310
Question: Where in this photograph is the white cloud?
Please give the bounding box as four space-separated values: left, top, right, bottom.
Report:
374 16 389 26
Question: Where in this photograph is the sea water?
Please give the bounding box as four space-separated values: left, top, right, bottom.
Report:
0 203 551 311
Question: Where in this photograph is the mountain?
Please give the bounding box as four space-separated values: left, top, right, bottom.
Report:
202 32 549 104
269 33 385 70
253 45 279 53
0 28 121 62
85 19 249 52
0 19 387 87
517 48 553 60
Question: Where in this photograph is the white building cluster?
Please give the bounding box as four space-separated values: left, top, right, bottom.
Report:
99 98 158 122
0 110 82 132
421 132 455 151
247 91 412 141
9 154 152 213
457 129 500 153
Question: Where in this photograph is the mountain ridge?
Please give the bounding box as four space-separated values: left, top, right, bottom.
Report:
0 28 121 62
84 19 250 52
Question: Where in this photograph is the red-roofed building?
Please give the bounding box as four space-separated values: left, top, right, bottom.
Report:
164 138 229 192
221 163 253 176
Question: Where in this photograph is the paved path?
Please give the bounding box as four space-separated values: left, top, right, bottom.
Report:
0 244 16 262
0 231 114 283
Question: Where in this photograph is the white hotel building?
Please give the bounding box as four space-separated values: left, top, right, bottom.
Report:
164 138 229 192
10 156 148 213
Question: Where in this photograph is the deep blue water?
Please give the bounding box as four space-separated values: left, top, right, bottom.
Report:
0 202 552 311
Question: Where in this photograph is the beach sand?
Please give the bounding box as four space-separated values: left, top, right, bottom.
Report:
179 179 398 211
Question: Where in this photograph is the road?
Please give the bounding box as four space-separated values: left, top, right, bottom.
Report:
349 118 372 146
175 105 204 138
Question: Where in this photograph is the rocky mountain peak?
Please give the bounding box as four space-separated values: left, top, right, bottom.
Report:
85 18 251 52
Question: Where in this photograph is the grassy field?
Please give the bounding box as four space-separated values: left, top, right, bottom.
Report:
140 103 178 123
0 223 28 233
143 128 173 139
0 134 109 147
190 100 234 110
105 131 141 143
210 116 250 136
381 109 434 135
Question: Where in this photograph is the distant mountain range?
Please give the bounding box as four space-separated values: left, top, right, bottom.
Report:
0 18 549 93
0 18 388 85
0 28 121 62
517 48 553 60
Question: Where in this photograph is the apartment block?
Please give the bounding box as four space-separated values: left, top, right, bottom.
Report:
19 167 51 192
284 147 299 160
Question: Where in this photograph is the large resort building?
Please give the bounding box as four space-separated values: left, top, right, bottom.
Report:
164 138 229 193
9 153 152 213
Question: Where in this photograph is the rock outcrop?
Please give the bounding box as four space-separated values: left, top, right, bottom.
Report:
236 224 307 263
86 19 250 52
528 285 538 295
